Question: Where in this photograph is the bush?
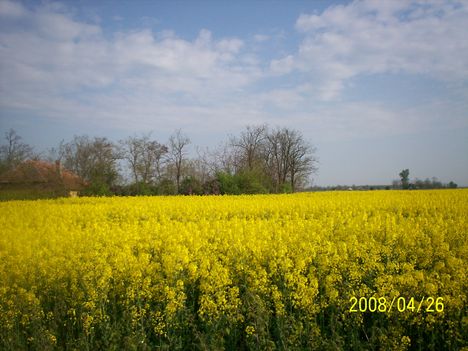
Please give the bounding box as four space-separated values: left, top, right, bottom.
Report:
156 178 177 195
236 170 269 194
82 180 113 196
216 172 241 195
280 182 293 194
180 176 203 195
216 170 269 195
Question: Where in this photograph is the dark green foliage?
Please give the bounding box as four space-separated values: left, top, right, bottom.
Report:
180 176 203 195
216 171 269 195
112 182 157 196
0 184 67 201
236 170 269 194
217 172 241 195
82 180 113 196
112 180 177 196
156 178 177 195
132 182 157 196
280 183 293 194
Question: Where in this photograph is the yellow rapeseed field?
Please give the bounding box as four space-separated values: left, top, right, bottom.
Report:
0 190 467 350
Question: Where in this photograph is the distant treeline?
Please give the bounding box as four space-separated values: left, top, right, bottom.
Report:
0 129 459 199
0 126 317 197
311 180 458 192
392 168 458 190
310 185 391 191
309 169 458 192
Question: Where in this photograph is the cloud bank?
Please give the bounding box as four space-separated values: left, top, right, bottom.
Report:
281 0 468 100
0 0 467 141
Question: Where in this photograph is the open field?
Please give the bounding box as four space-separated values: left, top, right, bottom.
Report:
0 190 467 350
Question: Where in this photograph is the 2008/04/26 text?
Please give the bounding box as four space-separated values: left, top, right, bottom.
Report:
349 296 444 313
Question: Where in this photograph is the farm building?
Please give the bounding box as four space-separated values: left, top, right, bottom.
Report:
0 160 85 200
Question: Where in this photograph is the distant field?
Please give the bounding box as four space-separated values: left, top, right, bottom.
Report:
0 190 467 350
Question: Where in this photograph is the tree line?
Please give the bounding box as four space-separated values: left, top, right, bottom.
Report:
394 168 457 190
0 125 318 196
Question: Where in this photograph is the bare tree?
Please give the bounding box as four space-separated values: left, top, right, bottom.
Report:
61 135 120 187
168 129 190 193
288 131 317 192
120 136 140 185
230 124 268 171
46 140 66 163
266 128 287 192
120 134 168 187
266 127 317 192
188 146 215 185
150 141 168 183
211 141 238 175
0 129 35 172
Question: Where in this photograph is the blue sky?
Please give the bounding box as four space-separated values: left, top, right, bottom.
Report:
1 0 467 186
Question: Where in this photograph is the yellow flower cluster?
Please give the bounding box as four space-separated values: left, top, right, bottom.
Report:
0 190 466 350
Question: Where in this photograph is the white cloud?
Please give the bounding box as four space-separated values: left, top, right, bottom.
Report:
0 0 27 17
256 88 305 110
216 38 244 53
285 0 468 100
270 55 294 75
0 0 466 148
253 34 269 42
0 1 263 127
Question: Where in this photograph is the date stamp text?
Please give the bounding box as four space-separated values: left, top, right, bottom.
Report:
349 296 444 313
